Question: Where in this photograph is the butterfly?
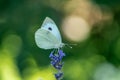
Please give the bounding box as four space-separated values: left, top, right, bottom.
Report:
35 17 64 49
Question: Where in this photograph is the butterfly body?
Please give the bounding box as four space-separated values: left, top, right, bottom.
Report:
35 17 64 49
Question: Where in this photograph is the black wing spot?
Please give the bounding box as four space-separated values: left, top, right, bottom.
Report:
48 27 52 31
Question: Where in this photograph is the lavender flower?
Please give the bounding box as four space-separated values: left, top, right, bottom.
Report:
49 49 65 80
55 72 63 80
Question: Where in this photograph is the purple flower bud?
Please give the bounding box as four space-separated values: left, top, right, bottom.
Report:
53 63 63 70
59 50 65 57
49 51 55 59
58 50 65 60
55 72 63 80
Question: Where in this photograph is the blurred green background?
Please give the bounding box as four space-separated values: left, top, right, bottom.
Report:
0 0 120 80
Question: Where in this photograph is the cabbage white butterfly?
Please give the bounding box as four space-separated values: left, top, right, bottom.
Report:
35 17 64 49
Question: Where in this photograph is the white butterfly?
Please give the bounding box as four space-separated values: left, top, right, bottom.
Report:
35 17 64 49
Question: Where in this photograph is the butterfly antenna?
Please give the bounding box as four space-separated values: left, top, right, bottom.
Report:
66 44 72 48
64 43 77 49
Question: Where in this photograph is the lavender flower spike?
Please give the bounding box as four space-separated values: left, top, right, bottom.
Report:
49 49 65 80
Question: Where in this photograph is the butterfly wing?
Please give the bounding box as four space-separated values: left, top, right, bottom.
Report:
41 17 62 42
35 17 62 49
35 29 61 49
